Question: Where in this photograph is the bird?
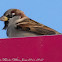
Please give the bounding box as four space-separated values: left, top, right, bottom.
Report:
0 9 61 38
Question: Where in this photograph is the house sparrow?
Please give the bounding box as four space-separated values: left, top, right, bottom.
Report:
0 9 61 37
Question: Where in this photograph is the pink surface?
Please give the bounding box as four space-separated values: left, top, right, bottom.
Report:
0 35 62 62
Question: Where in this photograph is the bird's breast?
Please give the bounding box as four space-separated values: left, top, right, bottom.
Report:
7 25 38 38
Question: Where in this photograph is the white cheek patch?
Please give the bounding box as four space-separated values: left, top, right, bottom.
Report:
8 16 28 27
8 16 22 24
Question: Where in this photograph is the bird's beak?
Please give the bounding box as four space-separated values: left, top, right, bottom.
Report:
0 16 8 21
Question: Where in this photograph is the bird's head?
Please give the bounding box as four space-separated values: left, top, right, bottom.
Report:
0 9 27 29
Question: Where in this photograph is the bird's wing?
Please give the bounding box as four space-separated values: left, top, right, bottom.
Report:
16 18 60 35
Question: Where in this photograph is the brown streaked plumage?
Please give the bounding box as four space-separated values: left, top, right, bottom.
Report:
16 18 60 35
0 9 61 37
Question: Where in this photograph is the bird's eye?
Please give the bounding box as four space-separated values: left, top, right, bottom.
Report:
6 13 16 18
